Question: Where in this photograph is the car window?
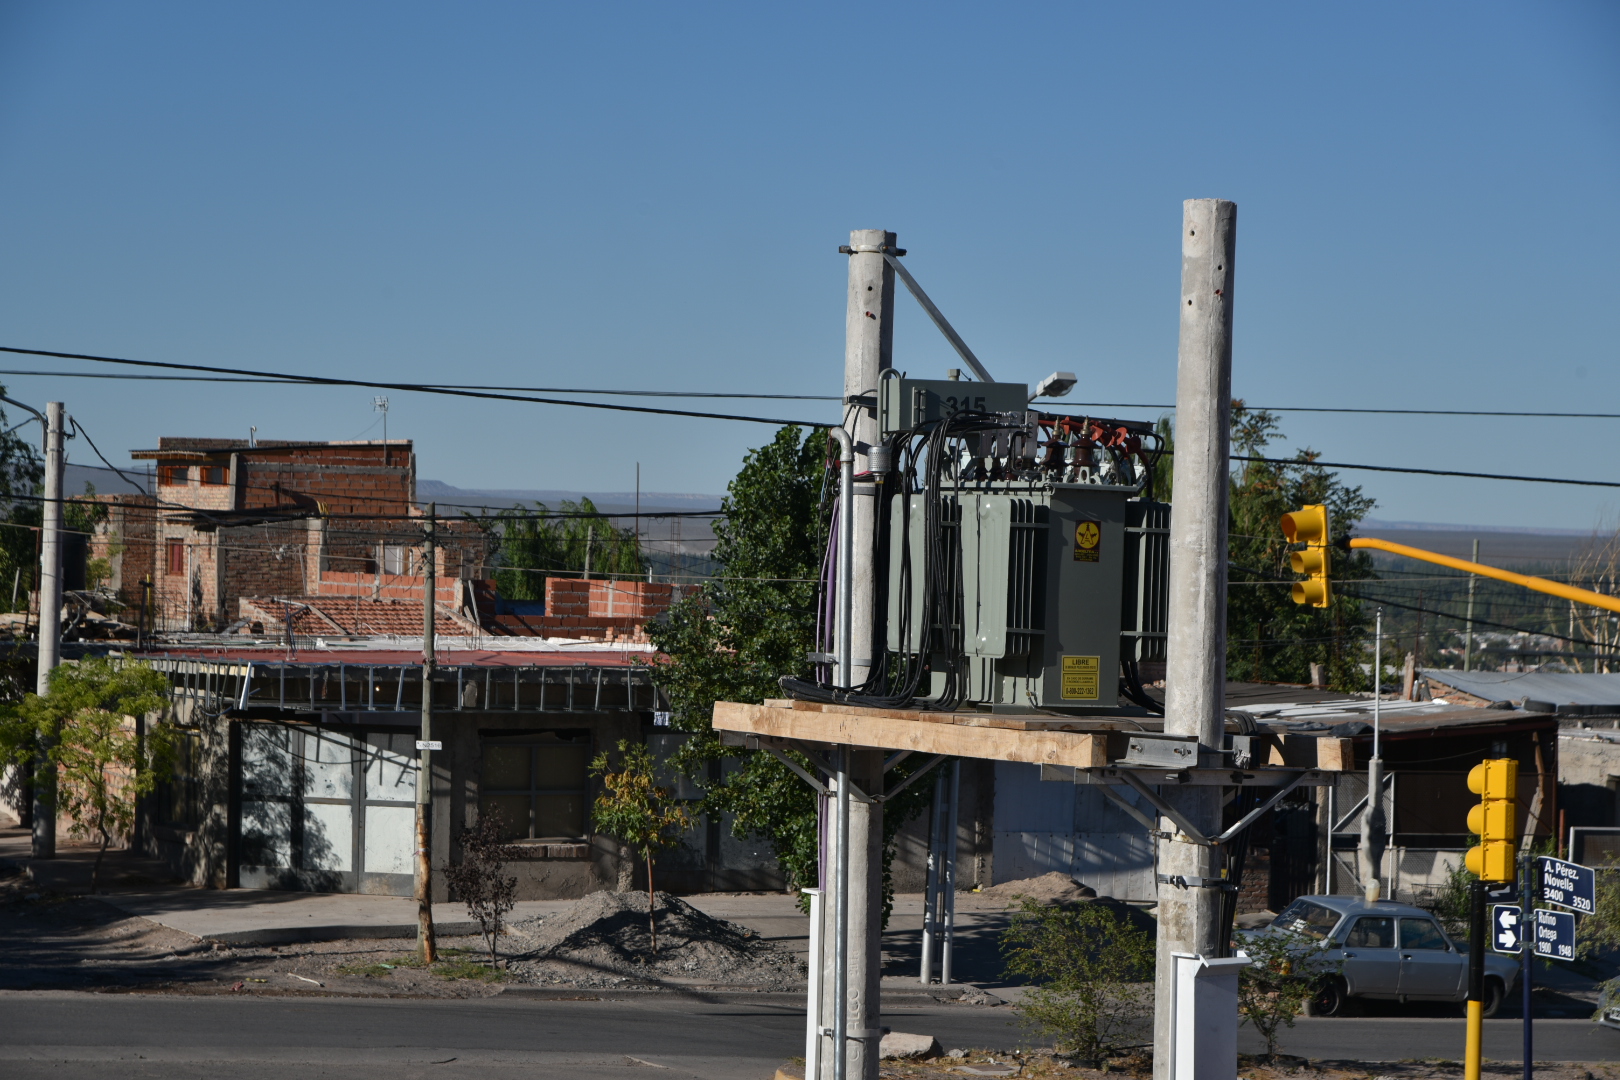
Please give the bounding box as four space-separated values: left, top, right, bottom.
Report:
1344 916 1395 948
1400 918 1448 950
1270 899 1341 940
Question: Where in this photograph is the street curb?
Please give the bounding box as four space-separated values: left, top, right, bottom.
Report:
497 986 966 1007
201 922 482 947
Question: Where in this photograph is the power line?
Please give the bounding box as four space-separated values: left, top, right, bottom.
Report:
1180 451 1620 490
0 346 826 428
1069 401 1620 420
0 369 838 401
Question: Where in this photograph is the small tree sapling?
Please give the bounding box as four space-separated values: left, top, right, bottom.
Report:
589 739 692 954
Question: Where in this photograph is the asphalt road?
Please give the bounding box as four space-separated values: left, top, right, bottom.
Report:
0 991 1616 1079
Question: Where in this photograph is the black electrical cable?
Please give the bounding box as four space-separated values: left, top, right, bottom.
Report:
0 346 826 428
1066 401 1620 420
1153 449 1620 490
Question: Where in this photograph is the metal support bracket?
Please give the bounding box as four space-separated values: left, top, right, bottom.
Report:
1095 780 1170 840
880 754 947 803
768 748 828 797
1157 873 1236 891
1213 770 1311 846
1117 769 1213 846
881 253 995 383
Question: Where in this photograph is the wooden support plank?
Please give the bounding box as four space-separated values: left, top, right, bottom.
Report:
712 701 1108 768
1267 734 1353 771
1316 737 1354 772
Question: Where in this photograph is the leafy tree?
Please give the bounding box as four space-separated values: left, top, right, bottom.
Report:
589 739 693 953
1155 403 1377 690
477 497 644 602
1000 898 1155 1066
445 811 520 968
1236 929 1339 1059
0 658 174 891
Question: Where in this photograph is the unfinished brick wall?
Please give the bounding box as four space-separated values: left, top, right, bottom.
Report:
89 494 157 616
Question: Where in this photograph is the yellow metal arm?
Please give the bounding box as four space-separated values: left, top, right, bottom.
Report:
1349 536 1620 615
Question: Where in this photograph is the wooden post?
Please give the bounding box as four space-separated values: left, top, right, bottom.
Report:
1153 200 1236 1080
417 504 438 962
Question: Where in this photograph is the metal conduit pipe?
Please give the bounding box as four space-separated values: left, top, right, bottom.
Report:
823 424 855 1080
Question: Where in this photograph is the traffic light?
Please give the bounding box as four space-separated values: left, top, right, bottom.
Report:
1281 504 1332 607
1465 758 1518 882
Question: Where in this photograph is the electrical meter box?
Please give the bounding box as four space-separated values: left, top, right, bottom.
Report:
887 484 1168 712
878 377 1032 434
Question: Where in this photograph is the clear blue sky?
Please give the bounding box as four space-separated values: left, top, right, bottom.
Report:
1 2 1615 528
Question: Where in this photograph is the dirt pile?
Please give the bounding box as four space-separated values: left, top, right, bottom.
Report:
964 872 1098 908
509 890 803 989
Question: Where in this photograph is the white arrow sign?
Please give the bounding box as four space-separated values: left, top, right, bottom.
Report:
1492 904 1522 954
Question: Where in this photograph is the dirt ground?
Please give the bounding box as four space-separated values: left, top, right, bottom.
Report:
781 1054 1620 1080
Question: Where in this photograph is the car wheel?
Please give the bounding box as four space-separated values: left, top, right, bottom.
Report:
1306 977 1351 1017
1480 978 1506 1019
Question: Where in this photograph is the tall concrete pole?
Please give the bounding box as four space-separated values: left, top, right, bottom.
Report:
32 401 64 859
1153 200 1236 1080
416 504 438 962
817 230 896 1080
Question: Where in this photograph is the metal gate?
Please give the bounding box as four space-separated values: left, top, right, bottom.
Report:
239 723 417 895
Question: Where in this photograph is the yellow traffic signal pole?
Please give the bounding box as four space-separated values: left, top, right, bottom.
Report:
1466 759 1519 1080
1348 537 1620 615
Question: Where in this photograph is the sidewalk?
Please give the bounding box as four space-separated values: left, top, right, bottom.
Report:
0 825 1017 991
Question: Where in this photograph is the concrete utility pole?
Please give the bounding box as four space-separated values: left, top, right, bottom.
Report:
417 503 438 962
33 401 64 860
1463 538 1479 671
818 229 897 1080
1153 200 1236 1080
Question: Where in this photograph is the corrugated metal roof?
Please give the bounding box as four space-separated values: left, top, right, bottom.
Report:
1422 669 1620 708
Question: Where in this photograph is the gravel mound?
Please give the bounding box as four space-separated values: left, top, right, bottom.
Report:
509 890 802 989
969 872 1098 907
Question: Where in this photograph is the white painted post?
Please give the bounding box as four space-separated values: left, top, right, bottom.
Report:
804 886 823 1078
1153 200 1236 1080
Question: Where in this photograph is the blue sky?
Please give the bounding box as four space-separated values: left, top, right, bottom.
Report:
0 2 1615 528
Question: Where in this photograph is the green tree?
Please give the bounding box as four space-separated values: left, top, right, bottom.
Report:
477 497 644 602
1155 403 1377 690
648 425 830 895
1000 898 1155 1066
589 739 693 953
0 658 174 891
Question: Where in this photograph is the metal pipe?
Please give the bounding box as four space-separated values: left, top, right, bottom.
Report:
941 759 960 986
920 771 944 984
833 744 851 1080
804 886 823 1078
1352 535 1620 614
1364 609 1385 903
32 401 63 859
829 427 855 691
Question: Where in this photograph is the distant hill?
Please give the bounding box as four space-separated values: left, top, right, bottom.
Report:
1357 518 1598 564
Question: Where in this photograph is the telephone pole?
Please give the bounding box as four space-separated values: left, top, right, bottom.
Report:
416 503 438 962
34 401 64 859
1153 200 1236 1080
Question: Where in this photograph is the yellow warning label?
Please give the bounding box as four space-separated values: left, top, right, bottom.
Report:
1061 655 1100 700
1074 520 1100 562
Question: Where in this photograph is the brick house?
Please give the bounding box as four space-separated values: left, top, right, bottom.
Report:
122 439 486 632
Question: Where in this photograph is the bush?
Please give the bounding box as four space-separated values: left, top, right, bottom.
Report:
1236 929 1338 1059
1000 898 1154 1066
444 812 519 968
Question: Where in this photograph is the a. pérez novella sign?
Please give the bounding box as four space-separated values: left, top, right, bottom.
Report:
1539 855 1596 915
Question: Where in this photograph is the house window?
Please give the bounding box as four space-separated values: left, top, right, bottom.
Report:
166 539 186 576
200 465 227 486
479 733 590 841
157 729 204 828
159 465 189 486
382 545 407 576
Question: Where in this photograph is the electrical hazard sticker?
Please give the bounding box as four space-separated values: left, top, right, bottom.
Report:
1073 520 1101 562
1061 655 1101 700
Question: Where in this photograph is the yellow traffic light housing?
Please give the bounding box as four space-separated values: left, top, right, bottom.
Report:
1464 758 1518 882
1281 504 1332 607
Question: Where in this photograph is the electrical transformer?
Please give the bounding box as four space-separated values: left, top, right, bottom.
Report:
788 376 1169 715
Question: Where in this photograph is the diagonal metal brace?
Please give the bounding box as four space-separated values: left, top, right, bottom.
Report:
767 748 829 797
1117 769 1212 846
883 749 913 771
1096 780 1169 839
879 754 947 803
882 253 995 383
1215 771 1312 846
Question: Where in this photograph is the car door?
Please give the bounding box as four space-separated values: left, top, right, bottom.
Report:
1339 915 1400 996
1398 917 1464 998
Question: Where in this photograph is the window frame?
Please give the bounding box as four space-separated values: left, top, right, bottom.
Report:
166 539 186 576
1344 915 1396 949
478 731 592 842
199 464 227 486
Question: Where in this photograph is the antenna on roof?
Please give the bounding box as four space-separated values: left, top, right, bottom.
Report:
249 425 257 448
374 396 390 466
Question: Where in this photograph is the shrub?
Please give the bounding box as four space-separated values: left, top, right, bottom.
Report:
444 811 519 968
1236 929 1338 1059
1000 898 1154 1066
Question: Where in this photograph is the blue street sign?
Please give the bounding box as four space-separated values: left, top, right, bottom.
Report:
1539 856 1596 915
1533 908 1577 961
1491 904 1523 953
